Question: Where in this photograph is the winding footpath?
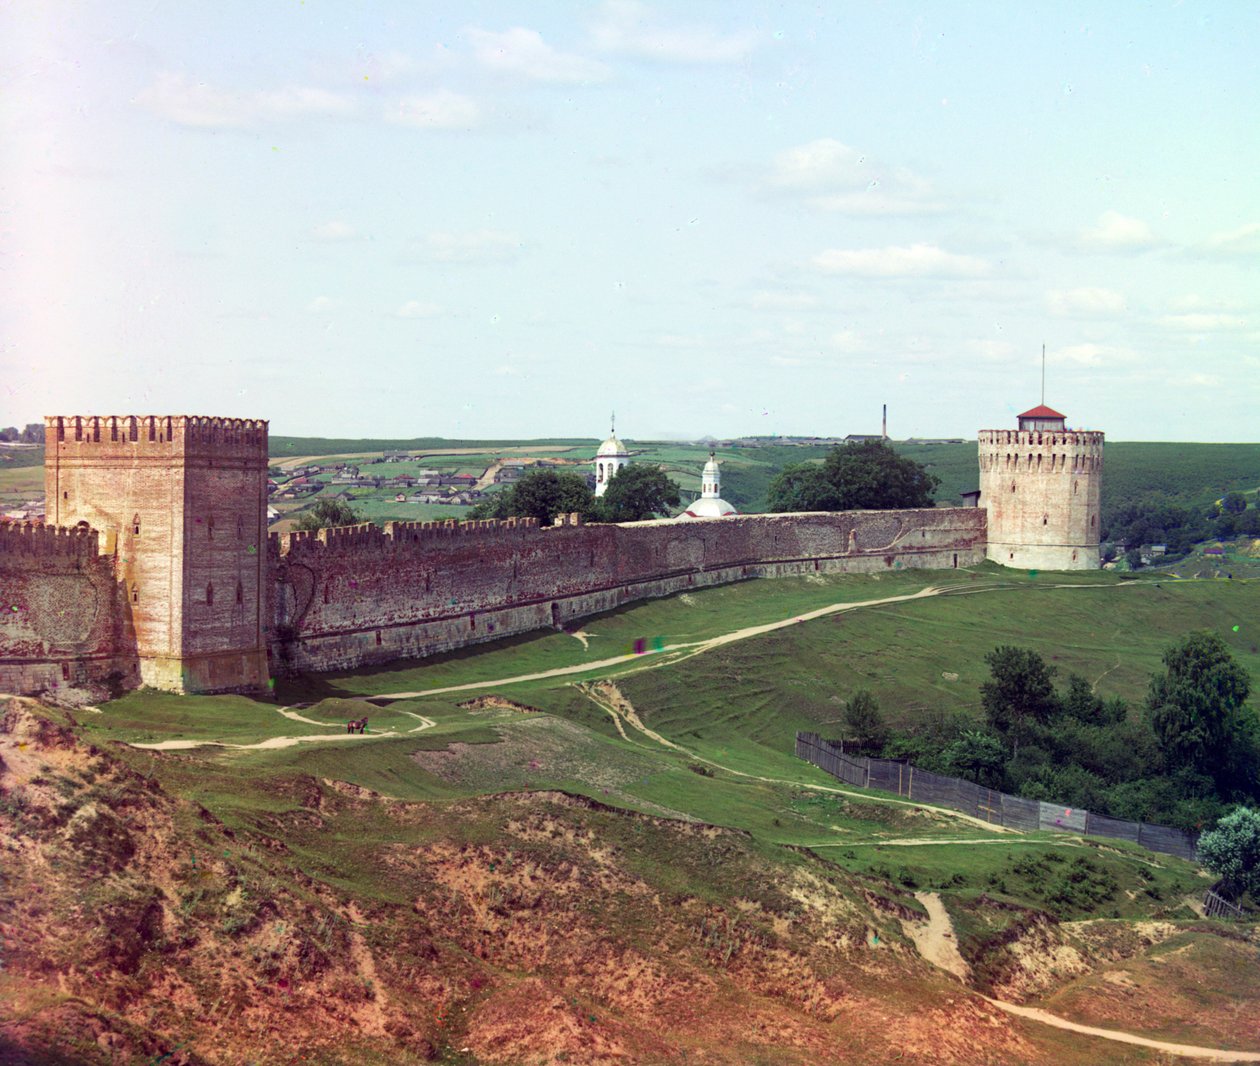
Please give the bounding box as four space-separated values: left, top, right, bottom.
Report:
130 705 435 751
909 891 1260 1062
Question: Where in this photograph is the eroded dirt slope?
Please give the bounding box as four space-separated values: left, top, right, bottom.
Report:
2 696 1254 1065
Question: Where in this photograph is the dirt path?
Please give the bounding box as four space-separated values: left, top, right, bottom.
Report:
906 890 1259 1061
584 681 685 752
133 731 402 751
373 579 1132 702
903 891 970 980
983 997 1260 1061
371 582 974 700
580 681 1011 831
276 705 327 726
808 837 1079 848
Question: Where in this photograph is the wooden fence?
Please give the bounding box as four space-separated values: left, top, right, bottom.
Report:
1203 886 1248 921
795 732 1201 862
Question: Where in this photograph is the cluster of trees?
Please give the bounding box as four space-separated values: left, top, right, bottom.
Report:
1104 492 1260 566
467 466 680 525
844 632 1259 833
291 466 683 532
767 440 939 513
0 424 42 443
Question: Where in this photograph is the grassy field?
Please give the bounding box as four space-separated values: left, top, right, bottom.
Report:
81 566 1257 936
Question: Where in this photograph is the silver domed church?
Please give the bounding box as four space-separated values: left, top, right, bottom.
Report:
679 451 738 519
594 414 630 498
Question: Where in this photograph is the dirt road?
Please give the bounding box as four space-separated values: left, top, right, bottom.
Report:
910 885 1260 1061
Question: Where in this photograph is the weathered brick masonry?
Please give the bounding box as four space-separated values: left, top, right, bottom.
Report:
13 408 1120 697
0 523 138 695
268 508 986 675
39 415 269 693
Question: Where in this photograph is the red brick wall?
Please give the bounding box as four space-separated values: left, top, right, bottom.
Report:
270 509 987 675
0 524 137 695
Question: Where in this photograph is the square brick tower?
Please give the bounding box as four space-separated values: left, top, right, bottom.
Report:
44 415 270 693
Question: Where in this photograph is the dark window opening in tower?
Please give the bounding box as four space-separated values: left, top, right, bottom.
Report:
206 583 214 606
132 514 141 536
131 586 139 604
235 582 243 605
208 516 215 540
375 630 382 645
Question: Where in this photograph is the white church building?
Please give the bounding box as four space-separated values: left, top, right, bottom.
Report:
679 451 738 520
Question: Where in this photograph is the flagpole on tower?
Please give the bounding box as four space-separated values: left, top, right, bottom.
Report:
1041 344 1046 406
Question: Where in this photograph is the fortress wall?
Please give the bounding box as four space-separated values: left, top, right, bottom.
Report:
270 508 986 675
0 525 138 695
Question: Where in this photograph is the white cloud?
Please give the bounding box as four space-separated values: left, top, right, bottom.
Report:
1204 222 1260 255
771 355 804 367
311 221 358 242
591 1 757 63
1171 293 1249 312
395 300 443 318
305 295 340 313
1049 343 1135 367
750 290 819 310
1182 373 1222 387
812 243 989 278
970 339 1015 361
767 138 937 215
423 229 520 263
1079 210 1156 250
136 72 354 128
388 90 482 129
1158 312 1247 331
831 330 864 352
467 27 610 82
1046 287 1127 316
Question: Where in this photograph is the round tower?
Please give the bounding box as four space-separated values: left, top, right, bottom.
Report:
594 414 629 498
978 404 1103 570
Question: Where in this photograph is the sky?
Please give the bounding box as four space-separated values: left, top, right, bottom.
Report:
2 2 1258 442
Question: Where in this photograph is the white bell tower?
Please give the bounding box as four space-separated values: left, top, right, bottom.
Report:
594 413 630 498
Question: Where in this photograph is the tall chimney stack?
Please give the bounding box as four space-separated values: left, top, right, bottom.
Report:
882 403 888 439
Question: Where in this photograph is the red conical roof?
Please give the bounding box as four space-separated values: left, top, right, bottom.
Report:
1017 404 1066 420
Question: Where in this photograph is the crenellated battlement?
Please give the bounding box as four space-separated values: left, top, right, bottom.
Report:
278 516 552 557
0 521 101 560
978 429 1104 449
45 415 268 456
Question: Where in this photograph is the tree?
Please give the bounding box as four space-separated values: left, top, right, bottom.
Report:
598 465 681 522
20 423 42 443
766 464 844 512
767 439 939 513
981 646 1061 755
293 497 364 532
1198 807 1260 901
0 427 18 442
1221 492 1248 515
844 689 889 751
1146 632 1255 792
468 468 597 526
941 730 1008 788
